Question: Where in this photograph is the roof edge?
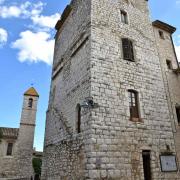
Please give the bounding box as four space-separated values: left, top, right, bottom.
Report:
152 20 176 34
24 87 39 97
55 5 72 31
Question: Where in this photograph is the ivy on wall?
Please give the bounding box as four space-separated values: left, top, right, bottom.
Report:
32 158 42 177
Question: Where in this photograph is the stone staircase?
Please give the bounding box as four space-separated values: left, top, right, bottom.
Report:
52 106 73 136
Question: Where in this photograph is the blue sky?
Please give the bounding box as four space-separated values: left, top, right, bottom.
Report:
0 0 180 151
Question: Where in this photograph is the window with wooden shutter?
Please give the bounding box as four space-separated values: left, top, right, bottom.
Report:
122 38 134 61
76 104 81 133
128 90 140 121
7 143 13 156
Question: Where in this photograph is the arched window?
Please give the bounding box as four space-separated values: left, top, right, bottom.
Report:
28 98 33 108
76 104 81 133
128 90 140 121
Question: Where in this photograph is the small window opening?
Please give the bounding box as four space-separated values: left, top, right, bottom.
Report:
142 150 152 180
159 30 165 39
121 10 128 24
166 60 172 70
76 104 81 133
122 38 134 61
6 143 13 156
128 90 140 121
176 107 180 124
28 98 33 108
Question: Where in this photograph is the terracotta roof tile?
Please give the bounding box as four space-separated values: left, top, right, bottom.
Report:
24 87 39 97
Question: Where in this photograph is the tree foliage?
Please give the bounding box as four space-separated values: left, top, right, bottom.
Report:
32 158 42 176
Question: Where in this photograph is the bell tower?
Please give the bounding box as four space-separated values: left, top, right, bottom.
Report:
20 87 39 127
16 87 39 178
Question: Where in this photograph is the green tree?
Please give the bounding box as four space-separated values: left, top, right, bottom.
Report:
32 158 42 176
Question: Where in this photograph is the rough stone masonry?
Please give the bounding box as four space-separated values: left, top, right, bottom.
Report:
42 0 180 179
0 87 39 179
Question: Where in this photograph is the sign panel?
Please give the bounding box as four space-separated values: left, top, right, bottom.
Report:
160 155 178 172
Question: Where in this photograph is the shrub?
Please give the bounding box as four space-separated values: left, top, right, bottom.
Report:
32 158 42 176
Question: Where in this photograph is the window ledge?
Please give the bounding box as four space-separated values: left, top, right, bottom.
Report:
130 117 143 123
4 155 14 158
173 68 180 74
124 58 135 62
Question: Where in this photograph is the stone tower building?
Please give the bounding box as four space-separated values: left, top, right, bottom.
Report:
152 21 180 166
42 0 180 179
0 87 39 179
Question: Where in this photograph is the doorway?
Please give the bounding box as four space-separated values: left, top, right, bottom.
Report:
176 107 180 124
142 150 152 180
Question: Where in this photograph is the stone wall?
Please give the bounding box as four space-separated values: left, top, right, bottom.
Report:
42 135 85 180
153 24 180 170
88 0 179 179
42 0 92 179
14 127 35 179
0 139 18 178
0 92 38 179
0 131 35 178
42 0 180 179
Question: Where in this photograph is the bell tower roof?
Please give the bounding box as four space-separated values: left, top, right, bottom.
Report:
24 87 39 97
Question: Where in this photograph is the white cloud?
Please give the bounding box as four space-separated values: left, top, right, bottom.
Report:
12 30 54 65
1 1 59 65
175 45 180 62
31 13 60 29
0 27 8 47
0 1 44 18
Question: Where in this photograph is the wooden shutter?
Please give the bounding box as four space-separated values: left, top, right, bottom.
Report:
129 90 139 120
129 40 134 61
122 38 134 61
131 106 139 118
122 38 130 60
7 143 13 156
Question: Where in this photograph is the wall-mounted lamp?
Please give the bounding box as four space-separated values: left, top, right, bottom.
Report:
80 97 98 109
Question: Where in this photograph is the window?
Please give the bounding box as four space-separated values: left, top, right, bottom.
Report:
176 107 180 124
122 38 134 61
121 10 128 24
142 150 152 180
6 143 13 156
166 60 172 70
28 98 33 108
159 30 164 39
128 90 140 121
76 104 81 133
